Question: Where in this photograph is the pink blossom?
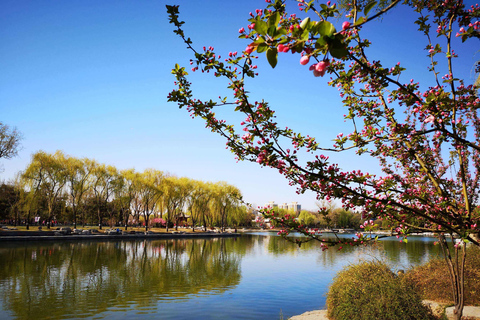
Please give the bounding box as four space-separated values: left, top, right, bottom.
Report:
245 45 254 54
239 27 245 33
315 60 329 73
313 60 330 77
300 56 310 65
342 21 351 30
424 115 435 123
277 44 289 52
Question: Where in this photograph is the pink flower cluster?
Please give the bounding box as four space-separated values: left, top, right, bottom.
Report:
277 44 290 52
308 60 330 77
256 149 268 164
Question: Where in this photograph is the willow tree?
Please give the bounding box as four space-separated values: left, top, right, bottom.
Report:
137 169 164 231
91 163 118 229
64 156 94 229
1 176 24 227
211 182 242 232
161 176 191 232
187 180 214 232
22 151 68 229
173 177 193 230
116 169 138 230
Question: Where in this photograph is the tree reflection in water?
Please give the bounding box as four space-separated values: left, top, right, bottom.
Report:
0 238 245 319
0 234 443 320
256 232 443 269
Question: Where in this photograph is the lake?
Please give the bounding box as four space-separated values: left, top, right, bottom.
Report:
0 233 443 320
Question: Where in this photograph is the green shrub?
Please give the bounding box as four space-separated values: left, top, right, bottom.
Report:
404 246 480 306
326 260 435 320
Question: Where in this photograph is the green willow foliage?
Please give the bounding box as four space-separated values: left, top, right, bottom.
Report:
10 150 248 229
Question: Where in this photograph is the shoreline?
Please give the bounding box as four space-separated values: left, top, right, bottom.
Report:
0 230 241 242
289 303 480 320
0 227 444 242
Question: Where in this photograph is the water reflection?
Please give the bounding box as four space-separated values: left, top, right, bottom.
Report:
0 238 245 319
0 234 443 320
254 232 444 267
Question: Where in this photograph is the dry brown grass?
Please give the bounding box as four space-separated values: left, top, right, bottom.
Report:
404 246 480 306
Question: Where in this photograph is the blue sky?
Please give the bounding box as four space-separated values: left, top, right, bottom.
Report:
1 0 478 210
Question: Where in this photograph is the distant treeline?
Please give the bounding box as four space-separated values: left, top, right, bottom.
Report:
260 203 365 229
0 150 254 231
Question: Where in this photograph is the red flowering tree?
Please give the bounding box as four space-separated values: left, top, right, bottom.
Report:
167 0 480 318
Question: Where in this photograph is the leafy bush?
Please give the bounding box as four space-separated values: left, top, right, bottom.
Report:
404 246 480 306
327 260 435 320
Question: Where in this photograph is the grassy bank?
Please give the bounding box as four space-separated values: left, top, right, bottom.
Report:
404 245 480 306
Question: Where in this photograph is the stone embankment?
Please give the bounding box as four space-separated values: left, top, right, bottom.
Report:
289 301 480 320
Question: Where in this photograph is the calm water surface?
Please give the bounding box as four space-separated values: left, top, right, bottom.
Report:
0 233 442 320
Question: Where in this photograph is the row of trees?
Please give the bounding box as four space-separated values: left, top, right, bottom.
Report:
264 204 362 229
1 150 252 231
299 204 362 229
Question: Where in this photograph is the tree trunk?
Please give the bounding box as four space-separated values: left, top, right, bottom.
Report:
191 216 196 232
439 234 466 320
124 209 129 231
13 207 18 227
72 202 77 229
81 206 85 228
26 210 30 230
97 207 102 230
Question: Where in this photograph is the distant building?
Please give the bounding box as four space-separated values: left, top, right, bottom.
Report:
264 201 278 209
279 203 288 210
264 201 301 214
288 202 301 213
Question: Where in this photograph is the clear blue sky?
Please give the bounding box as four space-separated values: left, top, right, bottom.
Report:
1 0 478 210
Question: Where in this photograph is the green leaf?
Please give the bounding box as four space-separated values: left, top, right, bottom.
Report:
254 20 268 35
257 43 268 53
254 36 266 44
329 36 348 58
300 17 311 30
316 36 328 48
274 28 288 39
364 1 377 16
354 16 366 26
317 21 336 37
266 47 278 68
267 25 277 37
403 238 408 243
291 41 305 53
267 11 280 27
